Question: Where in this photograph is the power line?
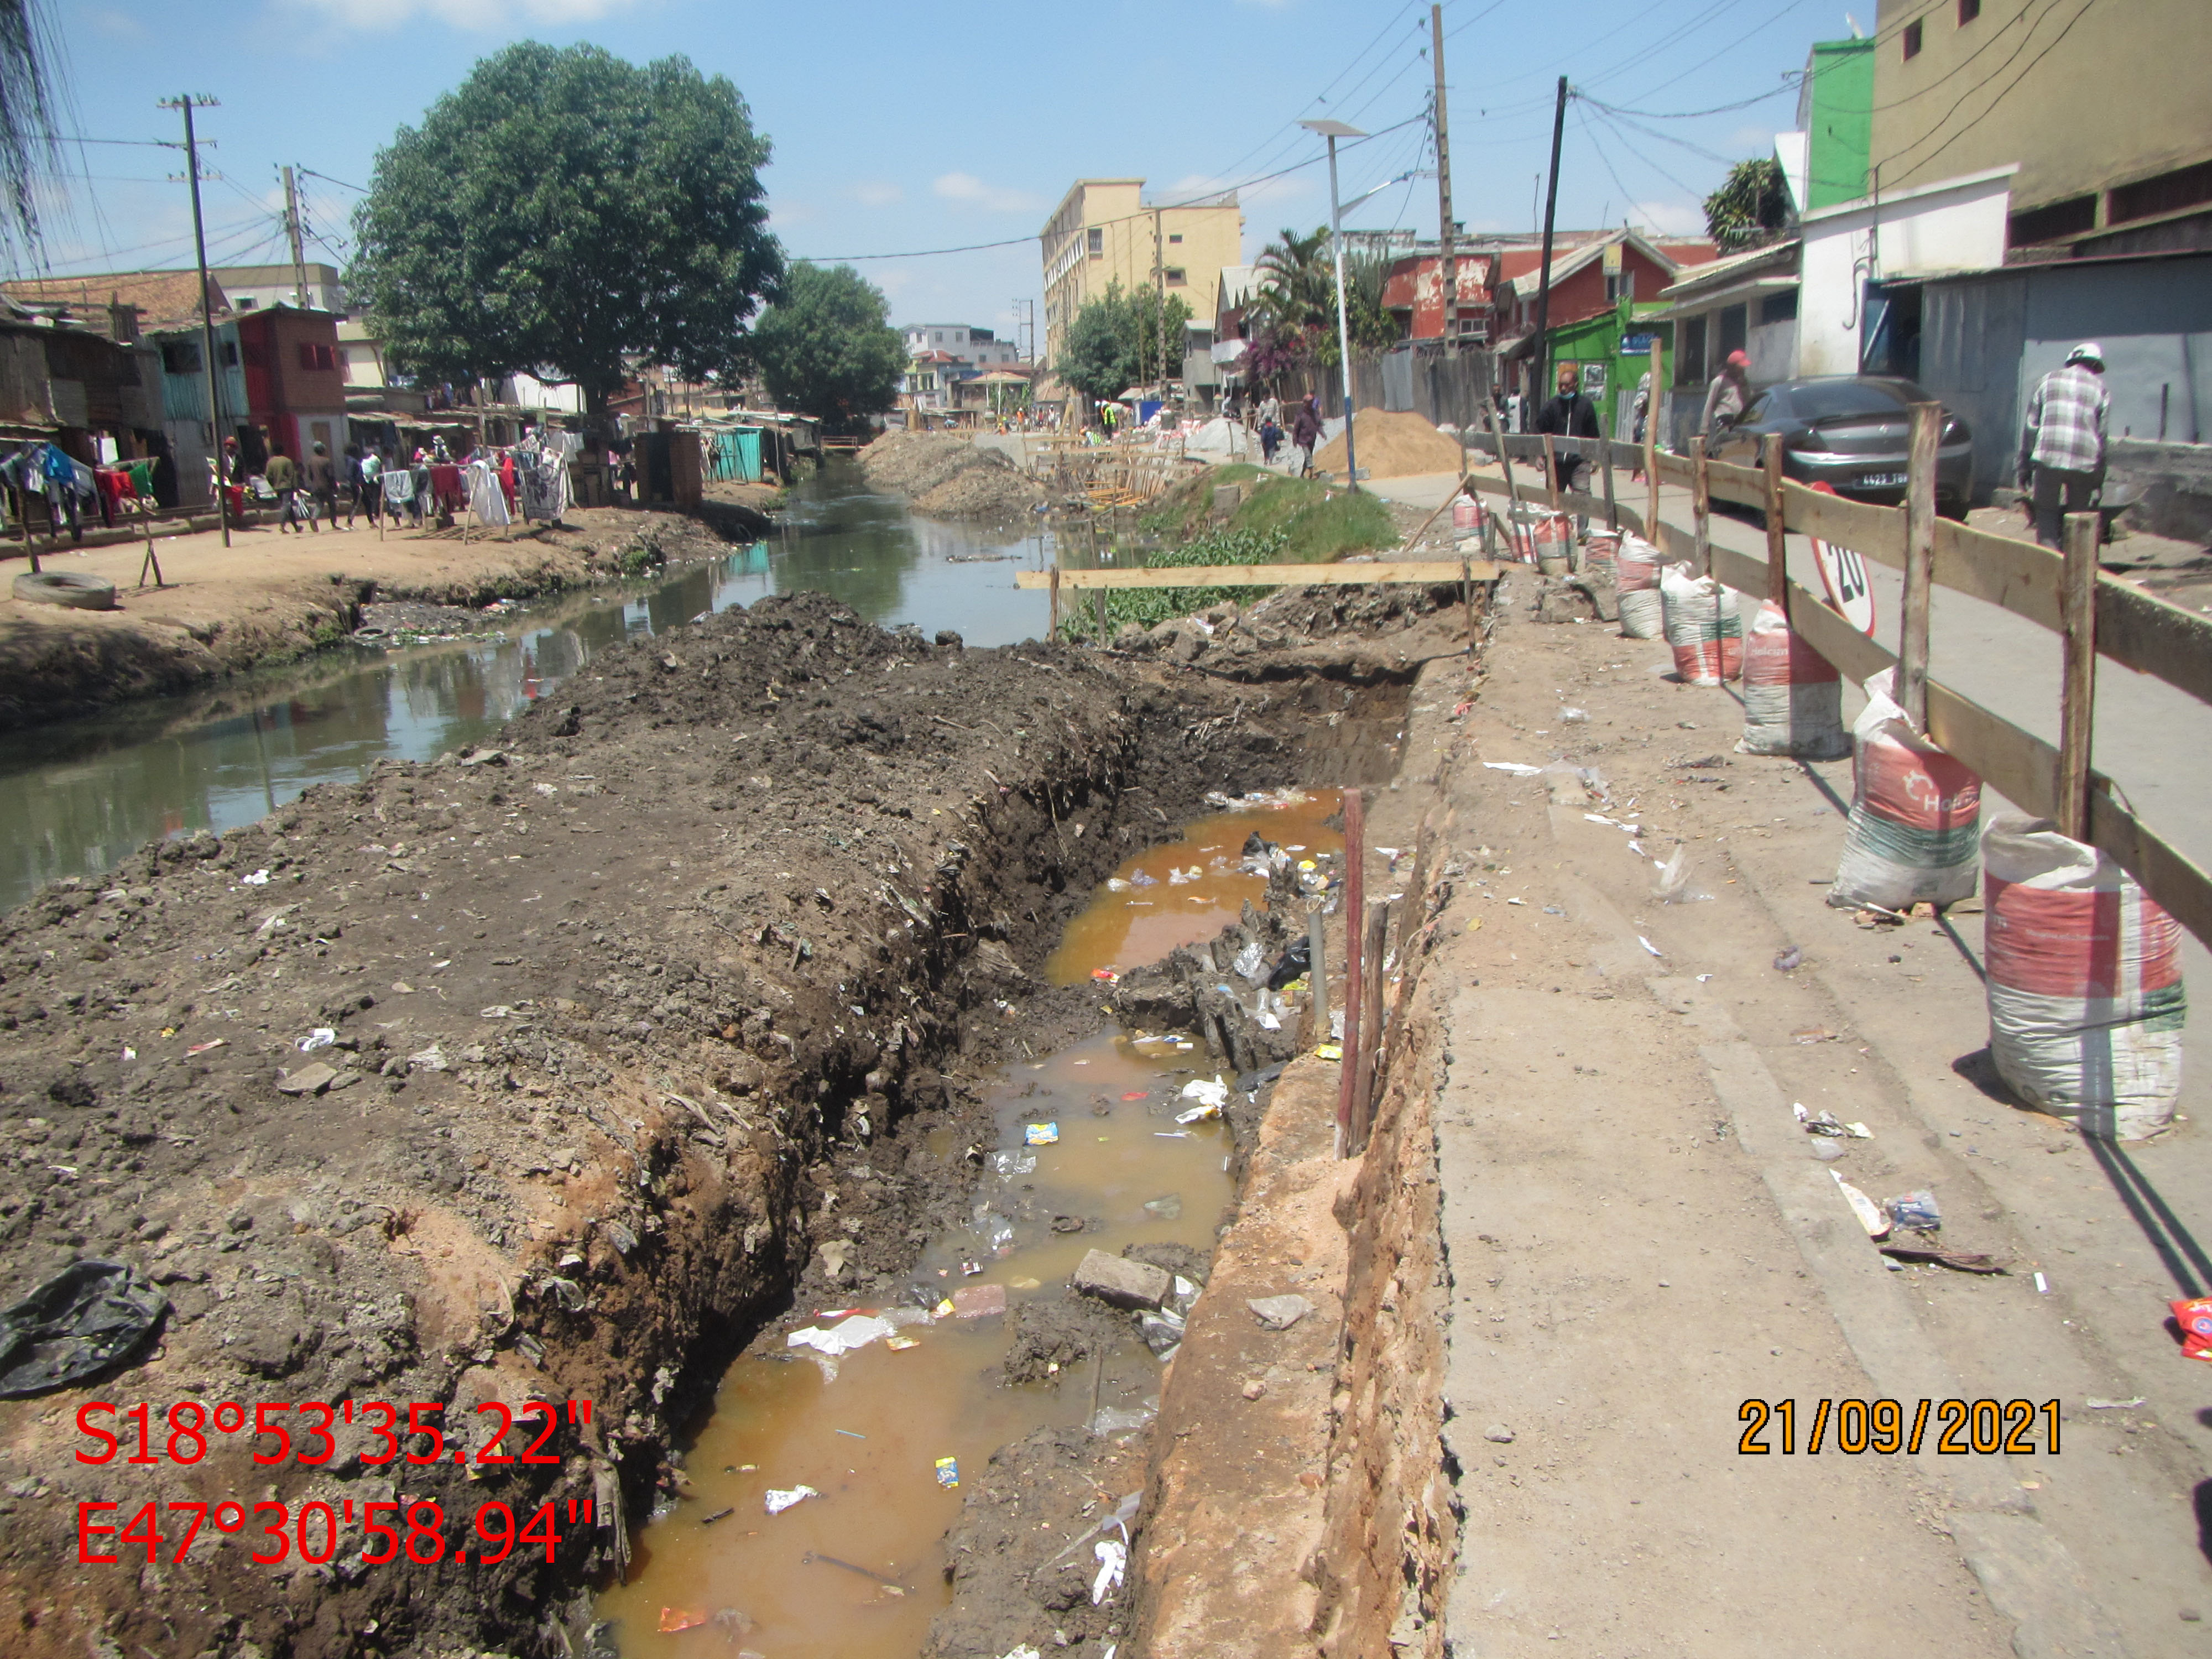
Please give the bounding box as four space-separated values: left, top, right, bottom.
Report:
1581 82 1804 120
794 113 1426 262
1874 0 2099 179
296 165 367 195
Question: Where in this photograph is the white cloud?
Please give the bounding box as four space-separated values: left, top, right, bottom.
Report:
1633 199 1707 238
932 172 1043 213
275 0 646 32
87 8 145 39
851 181 903 208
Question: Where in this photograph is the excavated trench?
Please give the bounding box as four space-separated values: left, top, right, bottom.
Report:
0 585 1444 1659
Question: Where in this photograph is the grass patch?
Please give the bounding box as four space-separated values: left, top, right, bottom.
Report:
1228 474 1397 561
1056 526 1288 644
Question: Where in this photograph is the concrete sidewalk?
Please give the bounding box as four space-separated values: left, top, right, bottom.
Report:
1403 572 2208 1656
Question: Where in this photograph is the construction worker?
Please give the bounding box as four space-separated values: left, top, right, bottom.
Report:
2018 342 2109 550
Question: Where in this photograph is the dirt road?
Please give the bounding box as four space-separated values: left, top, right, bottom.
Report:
0 490 776 733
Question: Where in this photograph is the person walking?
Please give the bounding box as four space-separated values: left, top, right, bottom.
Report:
349 445 382 529
303 441 339 531
1700 348 1751 441
1256 391 1281 433
1629 369 1653 483
264 444 302 533
1533 363 1601 494
2018 342 2109 550
1290 394 1322 476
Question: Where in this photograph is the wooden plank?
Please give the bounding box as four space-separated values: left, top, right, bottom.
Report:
2058 513 2099 839
1899 403 1940 730
2100 578 2212 707
2088 782 2212 960
1653 448 1694 489
1015 560 1500 589
1778 479 1904 564
1704 455 1765 509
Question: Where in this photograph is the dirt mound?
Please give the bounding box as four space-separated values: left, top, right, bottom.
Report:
1311 406 1463 480
860 431 1044 520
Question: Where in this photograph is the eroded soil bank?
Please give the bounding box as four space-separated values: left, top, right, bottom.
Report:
0 582 1460 1658
0 500 771 734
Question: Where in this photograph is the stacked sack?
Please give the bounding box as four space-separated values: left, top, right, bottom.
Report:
1981 816 2185 1140
1829 669 1982 911
1659 564 1746 685
1738 600 1848 758
1616 534 1664 639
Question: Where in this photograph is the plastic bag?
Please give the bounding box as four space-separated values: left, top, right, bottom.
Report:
1828 670 1981 911
0 1260 168 1397
1660 564 1744 685
1737 600 1848 758
1981 815 2185 1140
1615 534 1663 639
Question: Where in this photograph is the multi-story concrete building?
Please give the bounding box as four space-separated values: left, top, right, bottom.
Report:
901 324 1022 367
1040 179 1242 369
1869 0 2211 256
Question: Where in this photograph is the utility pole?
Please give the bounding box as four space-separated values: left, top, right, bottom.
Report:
1529 76 1569 407
1431 4 1458 348
162 94 229 547
281 164 309 307
1302 118 1367 491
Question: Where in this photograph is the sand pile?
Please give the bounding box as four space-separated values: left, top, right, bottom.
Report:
859 431 1044 519
1310 408 1463 480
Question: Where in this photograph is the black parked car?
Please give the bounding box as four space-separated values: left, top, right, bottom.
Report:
1707 375 1973 518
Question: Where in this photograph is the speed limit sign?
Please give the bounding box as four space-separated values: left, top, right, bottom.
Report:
1808 482 1876 635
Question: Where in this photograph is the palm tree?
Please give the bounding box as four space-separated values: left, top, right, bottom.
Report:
1251 225 1334 335
0 0 64 270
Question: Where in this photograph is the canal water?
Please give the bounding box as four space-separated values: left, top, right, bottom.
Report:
592 790 1342 1658
0 465 1053 915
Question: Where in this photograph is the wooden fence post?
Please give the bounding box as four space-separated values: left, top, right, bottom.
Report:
1689 435 1710 575
1763 433 1787 606
2059 510 2099 839
1541 435 1561 512
1048 562 1061 639
1351 900 1389 1155
1600 435 1618 532
1900 401 1940 731
1645 337 1663 537
1335 787 1365 1158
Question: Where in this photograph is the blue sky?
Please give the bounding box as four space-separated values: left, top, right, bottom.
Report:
38 0 1842 344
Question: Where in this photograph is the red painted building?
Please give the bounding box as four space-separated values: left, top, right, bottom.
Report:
1380 252 1501 341
234 305 348 464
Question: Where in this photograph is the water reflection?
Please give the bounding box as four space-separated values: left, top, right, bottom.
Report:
0 463 1054 912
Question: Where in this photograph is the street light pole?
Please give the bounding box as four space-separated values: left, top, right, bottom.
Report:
1302 118 1367 491
162 93 228 547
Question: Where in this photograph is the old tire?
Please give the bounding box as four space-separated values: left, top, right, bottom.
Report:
13 571 117 611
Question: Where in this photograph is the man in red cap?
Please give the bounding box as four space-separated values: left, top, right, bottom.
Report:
1701 348 1751 442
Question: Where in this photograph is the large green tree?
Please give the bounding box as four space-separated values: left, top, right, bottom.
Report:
349 42 782 408
750 262 905 429
1055 281 1191 408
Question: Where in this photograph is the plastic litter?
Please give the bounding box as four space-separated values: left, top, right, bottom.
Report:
0 1259 169 1398
1090 1404 1156 1436
1092 1538 1128 1604
787 1315 896 1359
1981 815 2184 1141
1651 847 1710 905
1142 1194 1183 1219
1637 936 1663 957
298 1027 338 1052
1773 946 1803 972
1024 1123 1060 1146
2172 1298 2212 1362
988 1150 1036 1177
1559 707 1589 723
239 869 271 886
764 1486 818 1515
1248 1293 1313 1331
952 1283 1008 1319
658 1608 707 1634
1885 1191 1942 1232
1232 941 1265 982
935 1456 960 1488
1481 760 1544 776
1832 1173 1891 1239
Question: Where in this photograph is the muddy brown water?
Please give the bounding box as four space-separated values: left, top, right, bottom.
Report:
593 792 1343 1658
0 465 1052 914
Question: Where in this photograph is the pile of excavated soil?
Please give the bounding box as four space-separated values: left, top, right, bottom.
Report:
1311 407 1463 480
860 431 1044 520
0 587 1425 1659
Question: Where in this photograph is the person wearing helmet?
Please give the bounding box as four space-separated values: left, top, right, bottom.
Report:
2018 342 2109 549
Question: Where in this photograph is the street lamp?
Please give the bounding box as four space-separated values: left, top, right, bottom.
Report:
1300 118 1366 490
